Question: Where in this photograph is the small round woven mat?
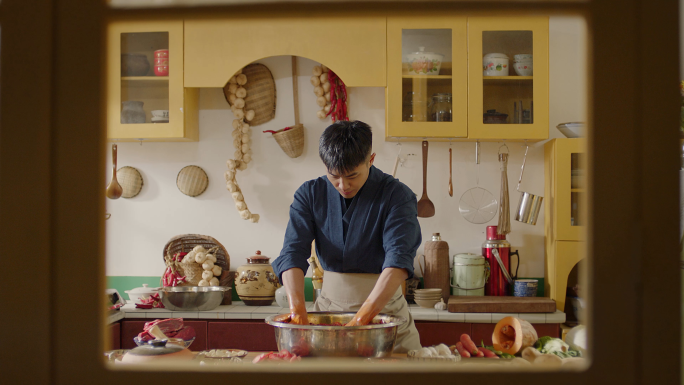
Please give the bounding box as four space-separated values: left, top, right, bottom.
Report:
177 165 209 197
223 63 276 127
118 166 143 198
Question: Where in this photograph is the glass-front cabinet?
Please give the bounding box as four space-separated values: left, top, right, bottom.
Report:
386 16 468 139
467 17 549 140
107 20 198 141
545 138 586 241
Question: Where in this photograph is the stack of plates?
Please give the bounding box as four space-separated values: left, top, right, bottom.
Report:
414 288 442 308
151 117 169 123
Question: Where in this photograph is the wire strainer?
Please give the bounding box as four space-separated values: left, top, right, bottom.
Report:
459 142 498 224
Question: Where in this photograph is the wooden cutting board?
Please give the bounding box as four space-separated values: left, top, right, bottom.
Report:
447 296 556 313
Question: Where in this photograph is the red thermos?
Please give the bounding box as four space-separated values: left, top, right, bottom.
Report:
482 226 520 296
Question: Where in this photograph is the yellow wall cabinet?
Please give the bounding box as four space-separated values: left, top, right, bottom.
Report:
107 20 199 142
386 16 468 139
386 16 549 141
544 138 586 311
183 17 386 88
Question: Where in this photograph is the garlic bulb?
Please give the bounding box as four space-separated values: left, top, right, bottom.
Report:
234 98 245 109
202 260 214 270
237 161 248 171
193 246 207 254
228 76 237 84
234 109 245 120
233 150 243 160
314 86 324 97
324 92 331 102
239 209 251 219
233 138 242 149
322 82 331 93
228 83 238 94
324 104 331 113
241 143 250 153
226 159 237 170
225 170 235 181
316 96 326 107
320 73 328 83
228 94 237 104
202 270 213 281
198 279 209 287
226 181 238 192
235 200 247 211
310 76 321 87
212 265 222 276
241 123 250 133
236 74 247 85
236 87 247 98
312 66 322 76
182 251 196 263
242 153 252 164
205 253 217 263
245 110 255 121
195 252 208 264
317 109 327 119
241 133 250 144
232 191 244 201
209 277 220 286
321 64 329 73
249 213 260 223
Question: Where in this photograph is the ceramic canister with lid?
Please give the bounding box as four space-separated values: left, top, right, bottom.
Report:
235 250 280 306
421 233 450 303
483 53 510 76
450 253 489 296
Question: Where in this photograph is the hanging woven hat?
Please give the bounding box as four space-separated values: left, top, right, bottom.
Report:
223 63 276 127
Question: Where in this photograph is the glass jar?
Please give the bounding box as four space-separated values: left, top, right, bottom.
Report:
428 93 452 122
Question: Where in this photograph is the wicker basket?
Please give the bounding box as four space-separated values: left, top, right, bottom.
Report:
162 234 233 304
273 124 304 158
222 63 276 127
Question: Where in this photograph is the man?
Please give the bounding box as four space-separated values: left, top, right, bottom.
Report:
272 120 422 352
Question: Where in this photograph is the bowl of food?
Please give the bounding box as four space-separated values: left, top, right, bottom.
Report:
159 286 231 311
265 311 406 357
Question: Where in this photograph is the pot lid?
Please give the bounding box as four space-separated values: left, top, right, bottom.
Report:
557 122 585 128
125 284 159 294
128 340 186 356
483 52 509 59
247 250 270 264
409 46 442 56
453 253 485 261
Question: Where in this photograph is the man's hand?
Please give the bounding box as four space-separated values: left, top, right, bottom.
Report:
345 300 379 326
282 268 309 325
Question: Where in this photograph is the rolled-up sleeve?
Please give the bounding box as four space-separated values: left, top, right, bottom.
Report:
381 192 422 279
272 184 316 283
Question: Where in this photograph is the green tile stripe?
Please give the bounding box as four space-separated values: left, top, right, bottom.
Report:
107 276 316 302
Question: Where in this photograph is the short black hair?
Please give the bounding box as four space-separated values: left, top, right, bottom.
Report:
319 120 373 174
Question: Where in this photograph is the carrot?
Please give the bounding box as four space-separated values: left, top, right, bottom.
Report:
478 347 500 359
454 342 471 358
460 334 479 355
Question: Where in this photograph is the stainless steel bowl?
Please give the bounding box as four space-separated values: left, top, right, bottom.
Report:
264 312 406 358
159 286 231 311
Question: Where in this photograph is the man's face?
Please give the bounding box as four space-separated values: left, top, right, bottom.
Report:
326 153 376 199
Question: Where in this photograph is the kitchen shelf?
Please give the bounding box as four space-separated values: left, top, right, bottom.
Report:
402 75 453 79
484 76 533 80
121 76 169 81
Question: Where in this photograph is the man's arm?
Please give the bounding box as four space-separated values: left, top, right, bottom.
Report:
278 267 309 325
345 267 407 326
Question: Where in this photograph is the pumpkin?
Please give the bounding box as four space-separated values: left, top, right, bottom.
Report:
492 316 538 355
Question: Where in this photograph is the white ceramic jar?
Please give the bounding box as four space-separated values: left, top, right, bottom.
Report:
406 47 444 75
124 283 159 303
482 53 509 76
450 253 490 296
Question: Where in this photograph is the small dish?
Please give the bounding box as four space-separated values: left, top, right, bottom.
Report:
199 349 248 359
414 298 440 308
133 337 195 349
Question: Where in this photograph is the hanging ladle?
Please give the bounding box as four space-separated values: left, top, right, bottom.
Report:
514 144 543 225
105 144 123 200
417 140 435 218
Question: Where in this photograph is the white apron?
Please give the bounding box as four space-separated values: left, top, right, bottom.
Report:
312 270 422 353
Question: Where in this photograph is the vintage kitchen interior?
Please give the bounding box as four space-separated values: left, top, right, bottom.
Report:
104 13 589 369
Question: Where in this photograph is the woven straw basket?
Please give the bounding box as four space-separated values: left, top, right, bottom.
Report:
162 234 233 304
273 124 304 158
222 63 276 127
117 166 144 198
176 165 208 197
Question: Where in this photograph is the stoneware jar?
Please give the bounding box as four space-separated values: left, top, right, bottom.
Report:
235 250 279 306
121 100 146 124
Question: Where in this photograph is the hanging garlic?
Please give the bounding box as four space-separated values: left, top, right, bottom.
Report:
234 98 245 109
209 277 220 286
236 74 247 85
212 265 222 276
245 110 255 121
310 76 321 86
202 260 214 271
225 170 235 181
205 253 217 263
239 209 251 219
226 181 238 192
228 83 238 94
198 279 210 287
236 87 247 98
249 214 260 223
312 66 322 76
202 270 213 281
195 252 208 264
232 191 244 201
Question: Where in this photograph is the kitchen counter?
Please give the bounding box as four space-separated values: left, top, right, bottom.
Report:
116 302 565 324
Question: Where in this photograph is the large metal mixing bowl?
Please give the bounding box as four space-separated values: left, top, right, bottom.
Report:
159 286 231 311
264 312 406 357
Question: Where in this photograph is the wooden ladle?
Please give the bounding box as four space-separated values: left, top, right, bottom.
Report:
417 141 435 218
105 144 123 199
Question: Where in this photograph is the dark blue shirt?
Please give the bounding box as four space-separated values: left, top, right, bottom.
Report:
272 166 422 283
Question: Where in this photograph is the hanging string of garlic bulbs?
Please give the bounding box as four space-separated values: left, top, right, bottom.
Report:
225 69 260 224
311 64 332 119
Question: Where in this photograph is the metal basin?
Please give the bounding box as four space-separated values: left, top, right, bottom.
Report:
264 312 406 358
159 286 231 311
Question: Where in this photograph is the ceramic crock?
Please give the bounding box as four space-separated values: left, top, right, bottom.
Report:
120 100 146 124
235 250 279 306
450 253 489 296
